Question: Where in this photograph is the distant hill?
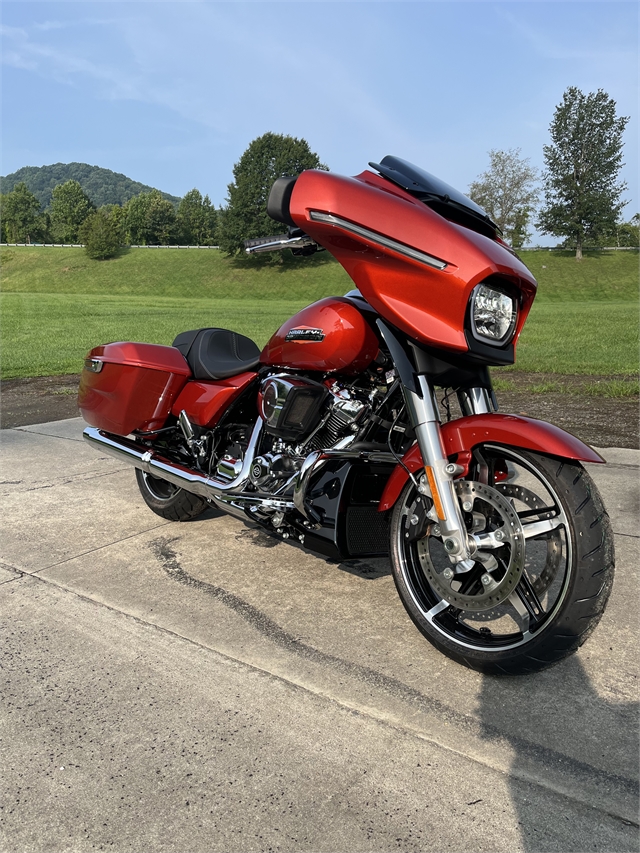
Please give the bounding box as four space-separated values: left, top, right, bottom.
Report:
0 163 181 208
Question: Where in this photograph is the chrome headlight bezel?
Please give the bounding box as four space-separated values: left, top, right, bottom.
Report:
469 283 518 347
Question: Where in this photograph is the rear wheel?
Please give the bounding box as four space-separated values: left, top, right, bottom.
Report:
135 469 209 521
390 446 614 674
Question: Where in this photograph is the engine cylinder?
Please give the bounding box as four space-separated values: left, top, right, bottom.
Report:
259 375 329 440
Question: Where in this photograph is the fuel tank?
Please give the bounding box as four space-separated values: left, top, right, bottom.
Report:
261 296 379 373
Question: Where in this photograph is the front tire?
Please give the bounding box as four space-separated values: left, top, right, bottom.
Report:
135 469 209 521
390 447 614 674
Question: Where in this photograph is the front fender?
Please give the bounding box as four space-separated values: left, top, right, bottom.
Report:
378 413 604 512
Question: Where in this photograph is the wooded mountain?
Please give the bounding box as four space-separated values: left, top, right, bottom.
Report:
0 163 180 208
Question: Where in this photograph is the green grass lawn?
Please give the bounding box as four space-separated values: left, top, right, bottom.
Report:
1 246 638 379
1 294 310 378
504 301 638 375
517 249 638 301
0 246 351 301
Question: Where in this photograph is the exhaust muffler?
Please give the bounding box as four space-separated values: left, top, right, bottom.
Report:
83 422 285 517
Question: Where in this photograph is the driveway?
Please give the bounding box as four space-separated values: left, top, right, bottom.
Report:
1 418 638 852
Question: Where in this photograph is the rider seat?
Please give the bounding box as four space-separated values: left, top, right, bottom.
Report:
172 328 261 380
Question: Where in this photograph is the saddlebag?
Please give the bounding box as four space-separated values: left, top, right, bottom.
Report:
78 342 191 435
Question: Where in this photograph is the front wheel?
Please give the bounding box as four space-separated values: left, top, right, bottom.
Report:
390 446 614 674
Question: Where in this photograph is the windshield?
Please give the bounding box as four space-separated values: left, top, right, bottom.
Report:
369 155 499 236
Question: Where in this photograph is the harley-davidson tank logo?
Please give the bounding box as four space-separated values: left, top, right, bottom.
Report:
285 328 325 342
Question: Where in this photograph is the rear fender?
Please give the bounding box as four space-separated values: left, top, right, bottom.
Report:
378 413 604 512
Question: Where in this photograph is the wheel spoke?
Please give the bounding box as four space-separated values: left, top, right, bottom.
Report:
426 599 450 624
517 504 557 520
507 590 531 634
518 572 546 616
521 517 563 540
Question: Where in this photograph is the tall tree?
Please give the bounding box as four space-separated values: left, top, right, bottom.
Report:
217 133 327 256
468 149 539 248
123 190 176 244
176 189 217 245
0 182 45 243
537 87 629 259
50 180 95 242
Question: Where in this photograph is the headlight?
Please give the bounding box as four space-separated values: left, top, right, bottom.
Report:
469 284 517 345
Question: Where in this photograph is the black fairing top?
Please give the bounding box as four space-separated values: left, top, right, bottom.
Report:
267 176 298 227
369 155 500 238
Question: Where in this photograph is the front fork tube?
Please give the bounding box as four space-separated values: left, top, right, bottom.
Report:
403 375 474 571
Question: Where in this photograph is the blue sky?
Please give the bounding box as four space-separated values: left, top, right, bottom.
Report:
2 1 637 244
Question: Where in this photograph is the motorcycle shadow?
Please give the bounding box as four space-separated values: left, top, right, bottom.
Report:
333 557 391 580
233 522 392 578
477 653 639 849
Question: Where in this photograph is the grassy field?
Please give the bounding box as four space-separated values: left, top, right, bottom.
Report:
2 294 309 378
1 246 638 379
0 246 350 301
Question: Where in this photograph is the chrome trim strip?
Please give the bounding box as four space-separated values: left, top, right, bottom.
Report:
308 211 448 270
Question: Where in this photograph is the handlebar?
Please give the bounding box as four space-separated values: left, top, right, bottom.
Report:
244 233 318 255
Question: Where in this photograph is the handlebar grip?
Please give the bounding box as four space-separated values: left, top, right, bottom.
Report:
244 232 318 255
243 234 289 250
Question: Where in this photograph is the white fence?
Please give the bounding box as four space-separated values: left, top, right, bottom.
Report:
1 243 220 249
522 246 638 252
2 243 636 251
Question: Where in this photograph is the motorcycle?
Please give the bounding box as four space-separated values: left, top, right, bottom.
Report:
78 155 614 674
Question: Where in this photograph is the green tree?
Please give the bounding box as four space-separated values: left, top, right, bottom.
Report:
0 182 45 243
176 189 217 245
50 180 95 243
468 149 539 248
146 191 176 244
537 87 629 259
123 190 176 244
79 207 122 259
596 213 639 248
616 213 640 248
217 132 327 256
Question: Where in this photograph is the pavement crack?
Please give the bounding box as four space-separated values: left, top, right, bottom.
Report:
0 562 24 584
29 523 170 575
149 535 639 812
13 427 84 442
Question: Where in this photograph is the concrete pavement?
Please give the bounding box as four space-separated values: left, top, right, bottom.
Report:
1 417 638 852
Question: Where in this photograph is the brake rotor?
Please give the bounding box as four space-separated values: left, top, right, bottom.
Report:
416 480 525 612
496 482 562 595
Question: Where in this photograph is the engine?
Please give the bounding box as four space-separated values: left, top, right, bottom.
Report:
260 374 370 451
213 375 372 494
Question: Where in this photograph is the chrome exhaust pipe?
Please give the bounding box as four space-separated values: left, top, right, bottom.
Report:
83 420 265 508
84 421 397 522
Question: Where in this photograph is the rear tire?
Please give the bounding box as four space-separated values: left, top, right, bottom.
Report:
135 469 209 521
390 447 614 674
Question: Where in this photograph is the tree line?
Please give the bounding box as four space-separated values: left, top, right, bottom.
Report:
0 183 218 258
0 87 636 260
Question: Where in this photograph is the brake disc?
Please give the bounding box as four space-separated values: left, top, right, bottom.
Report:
416 480 525 612
496 482 562 595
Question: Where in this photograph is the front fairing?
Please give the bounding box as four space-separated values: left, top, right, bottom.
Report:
289 169 537 363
